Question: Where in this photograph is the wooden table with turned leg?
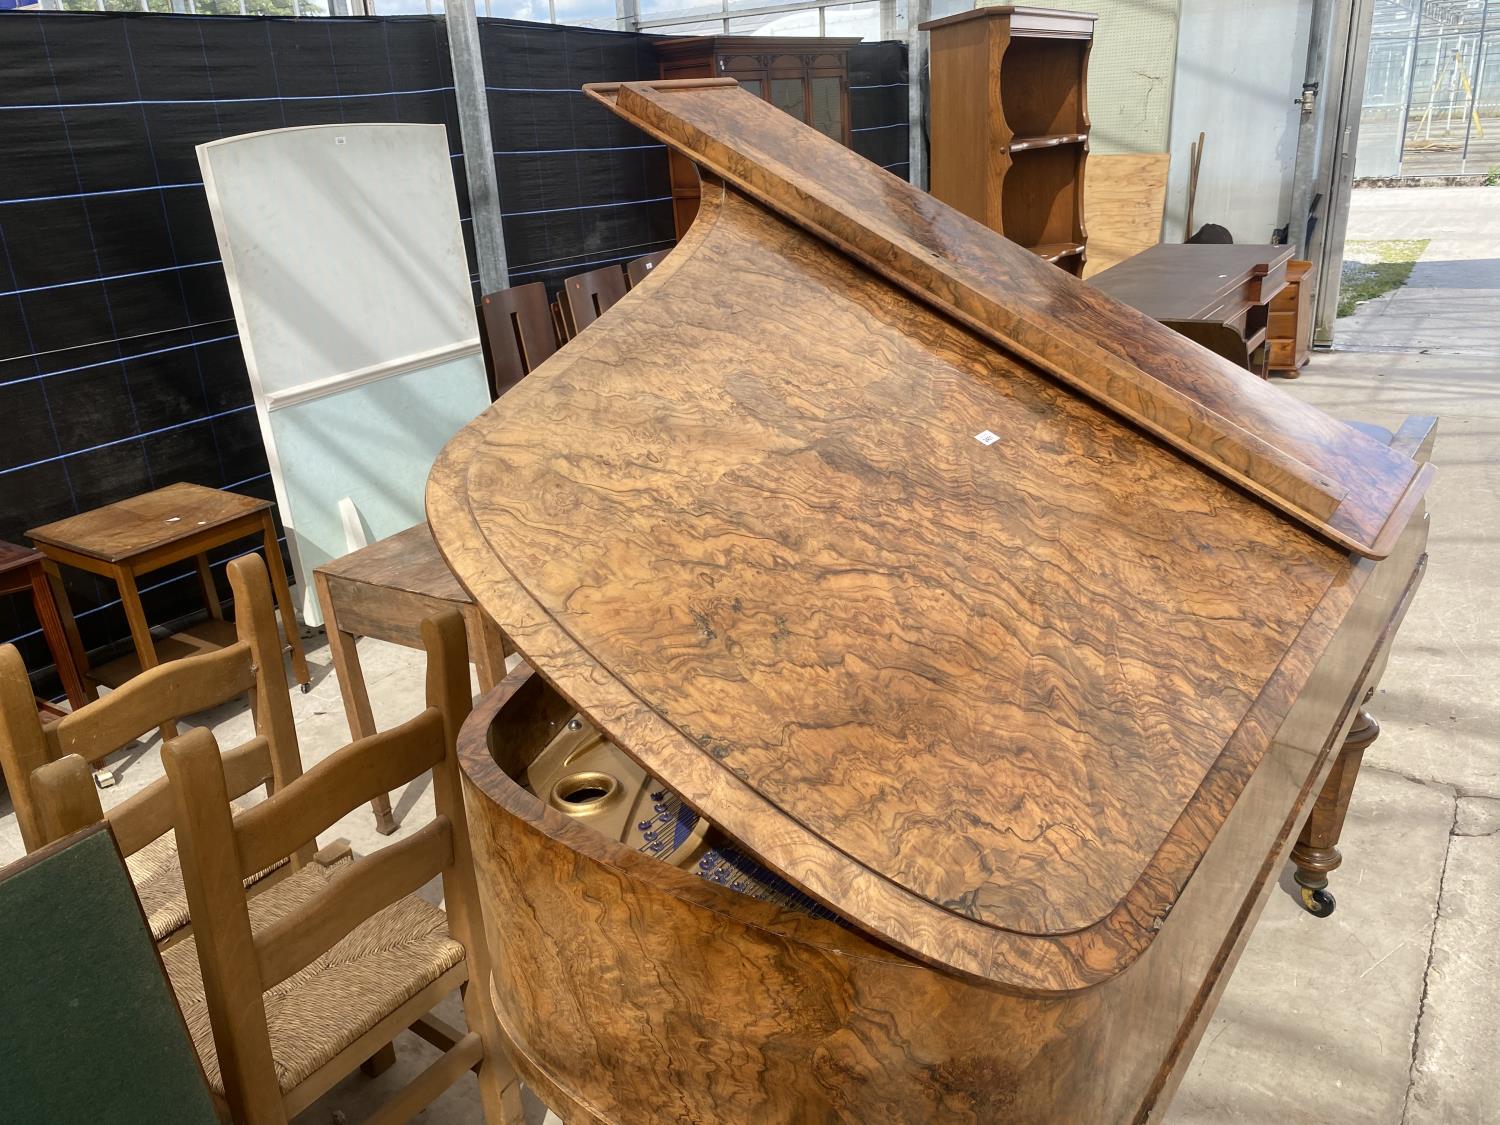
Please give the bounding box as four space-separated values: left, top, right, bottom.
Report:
313 522 511 835
0 539 91 717
27 482 310 744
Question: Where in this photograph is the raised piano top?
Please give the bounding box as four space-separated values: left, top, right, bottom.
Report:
429 81 1426 991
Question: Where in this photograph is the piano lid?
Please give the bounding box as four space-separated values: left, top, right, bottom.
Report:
586 79 1431 561
428 83 1426 992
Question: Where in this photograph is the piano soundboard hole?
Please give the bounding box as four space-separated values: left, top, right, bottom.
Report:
551 772 619 814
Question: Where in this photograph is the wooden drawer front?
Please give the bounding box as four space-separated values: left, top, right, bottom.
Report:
1269 281 1301 314
1268 310 1298 339
1244 256 1289 304
1267 339 1296 369
719 53 767 72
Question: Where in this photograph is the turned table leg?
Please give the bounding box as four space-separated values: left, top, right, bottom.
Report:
29 563 90 711
314 570 400 836
1292 692 1381 918
260 512 312 691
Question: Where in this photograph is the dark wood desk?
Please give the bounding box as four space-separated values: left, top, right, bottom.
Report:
1089 243 1295 376
0 540 89 716
28 483 310 740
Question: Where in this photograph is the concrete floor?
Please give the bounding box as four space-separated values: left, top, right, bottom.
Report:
1168 186 1500 1125
2 185 1496 1123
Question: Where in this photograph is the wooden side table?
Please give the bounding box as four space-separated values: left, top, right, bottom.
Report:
27 482 310 741
1089 243 1295 376
314 522 510 835
0 540 90 717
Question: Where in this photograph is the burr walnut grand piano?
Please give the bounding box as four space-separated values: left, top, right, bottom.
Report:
428 79 1435 1123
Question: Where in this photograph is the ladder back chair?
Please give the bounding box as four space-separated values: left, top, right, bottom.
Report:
560 263 628 337
625 249 669 288
479 281 559 396
550 296 570 343
158 609 523 1124
2 553 308 944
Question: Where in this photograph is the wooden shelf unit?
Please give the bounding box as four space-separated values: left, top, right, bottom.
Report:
657 36 858 238
921 6 1096 276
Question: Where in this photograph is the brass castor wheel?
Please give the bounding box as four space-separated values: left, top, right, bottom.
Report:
1299 885 1336 918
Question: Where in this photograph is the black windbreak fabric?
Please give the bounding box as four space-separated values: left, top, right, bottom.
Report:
848 39 910 179
0 13 462 681
0 9 905 692
483 19 674 291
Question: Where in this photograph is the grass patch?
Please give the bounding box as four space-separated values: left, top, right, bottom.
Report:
1338 238 1429 317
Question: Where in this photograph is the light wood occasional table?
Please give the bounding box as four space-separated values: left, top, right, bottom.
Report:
0 539 90 717
27 482 310 741
313 522 511 835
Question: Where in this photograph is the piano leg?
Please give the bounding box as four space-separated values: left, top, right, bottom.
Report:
1292 693 1381 917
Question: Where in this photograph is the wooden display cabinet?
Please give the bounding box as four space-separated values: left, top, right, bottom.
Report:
920 6 1096 275
657 36 859 237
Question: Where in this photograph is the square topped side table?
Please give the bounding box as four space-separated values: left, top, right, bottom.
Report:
0 539 90 717
28 482 311 741
314 522 511 834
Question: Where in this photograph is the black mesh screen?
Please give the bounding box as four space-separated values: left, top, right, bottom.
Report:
0 10 905 694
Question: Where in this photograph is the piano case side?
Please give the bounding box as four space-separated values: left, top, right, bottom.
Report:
454 490 1427 1124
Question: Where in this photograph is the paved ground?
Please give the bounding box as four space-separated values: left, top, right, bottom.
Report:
1168 185 1500 1125
1 185 1496 1123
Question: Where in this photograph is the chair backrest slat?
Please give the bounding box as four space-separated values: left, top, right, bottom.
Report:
163 726 284 1122
133 736 277 856
47 642 255 765
31 754 104 847
0 645 58 852
255 816 453 991
0 553 303 859
562 264 628 336
625 249 669 289
480 281 559 395
162 608 505 1123
233 709 445 880
32 734 275 867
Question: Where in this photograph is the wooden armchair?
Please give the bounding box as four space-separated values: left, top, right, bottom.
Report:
2 553 306 945
156 609 522 1124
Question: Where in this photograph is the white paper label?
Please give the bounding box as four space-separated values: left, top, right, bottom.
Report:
974 430 1000 446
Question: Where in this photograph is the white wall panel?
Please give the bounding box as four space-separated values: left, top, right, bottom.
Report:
1165 0 1315 243
199 123 490 621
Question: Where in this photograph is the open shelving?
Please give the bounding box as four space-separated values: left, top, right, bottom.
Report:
920 6 1097 277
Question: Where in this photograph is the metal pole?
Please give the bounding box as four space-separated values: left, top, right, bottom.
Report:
1288 0 1333 255
615 0 639 33
445 0 510 292
907 0 931 190
1460 2 1488 166
1312 0 1379 343
1395 0 1425 176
